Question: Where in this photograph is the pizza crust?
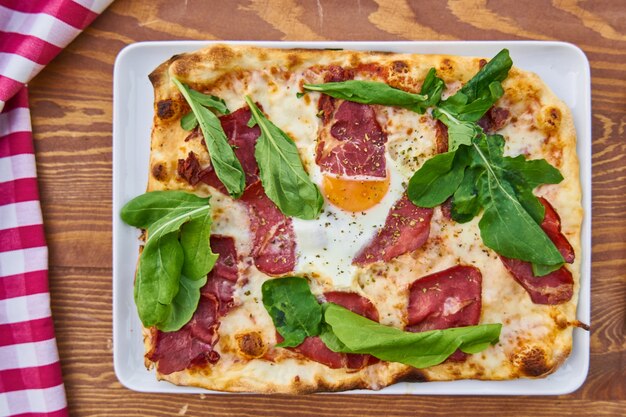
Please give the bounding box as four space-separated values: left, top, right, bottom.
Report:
141 44 583 393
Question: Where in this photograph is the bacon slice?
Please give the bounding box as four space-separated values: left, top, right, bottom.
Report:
477 106 511 133
315 66 387 179
288 292 379 369
217 106 261 187
407 265 483 362
241 181 296 275
201 236 239 315
147 296 220 375
500 198 575 305
538 198 575 263
177 106 261 191
353 194 433 265
316 101 388 178
407 265 483 332
435 119 449 154
177 151 213 186
147 236 239 374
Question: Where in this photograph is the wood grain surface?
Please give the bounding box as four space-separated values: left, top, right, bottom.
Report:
26 0 625 415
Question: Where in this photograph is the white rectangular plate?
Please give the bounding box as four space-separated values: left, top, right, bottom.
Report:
113 41 591 395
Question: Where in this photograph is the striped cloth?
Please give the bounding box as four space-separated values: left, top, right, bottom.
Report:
0 1 112 416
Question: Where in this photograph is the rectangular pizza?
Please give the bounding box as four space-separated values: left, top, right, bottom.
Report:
120 44 586 393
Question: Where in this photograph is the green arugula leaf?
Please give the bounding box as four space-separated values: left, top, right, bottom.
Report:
432 107 482 150
158 274 208 332
419 68 445 107
457 49 513 104
133 231 182 327
180 91 230 131
245 96 324 220
532 263 564 277
121 191 218 331
470 134 564 267
188 89 230 114
180 216 218 280
261 277 322 348
432 49 513 150
302 80 431 113
181 111 198 131
450 167 483 223
407 148 468 207
173 79 245 198
120 191 209 228
323 303 501 369
502 155 564 189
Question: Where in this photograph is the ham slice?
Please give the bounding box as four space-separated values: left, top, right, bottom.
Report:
406 265 483 363
500 198 575 305
407 265 483 332
241 181 296 276
314 65 388 178
201 236 239 315
353 194 433 265
316 100 388 178
477 106 511 133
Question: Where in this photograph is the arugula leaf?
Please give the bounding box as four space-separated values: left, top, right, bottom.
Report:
188 89 230 114
121 191 218 331
471 134 564 267
133 231 182 326
302 80 431 113
532 263 564 277
180 91 230 131
407 147 468 207
323 303 501 369
450 167 483 223
502 155 564 189
261 277 322 347
120 191 209 228
431 49 513 150
432 107 481 151
180 216 218 280
181 112 198 131
158 274 208 332
173 79 245 198
457 49 513 104
245 96 324 220
419 68 445 107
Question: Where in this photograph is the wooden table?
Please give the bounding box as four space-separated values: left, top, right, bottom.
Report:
28 0 625 415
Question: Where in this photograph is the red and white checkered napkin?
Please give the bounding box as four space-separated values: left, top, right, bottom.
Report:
0 1 112 415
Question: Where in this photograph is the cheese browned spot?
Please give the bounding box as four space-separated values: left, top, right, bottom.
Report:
236 331 267 359
156 99 179 120
151 162 167 181
514 346 551 377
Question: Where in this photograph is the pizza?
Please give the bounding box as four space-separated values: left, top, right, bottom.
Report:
120 44 586 393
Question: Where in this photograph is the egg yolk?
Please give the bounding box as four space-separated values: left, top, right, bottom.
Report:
322 175 390 212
